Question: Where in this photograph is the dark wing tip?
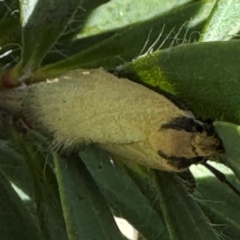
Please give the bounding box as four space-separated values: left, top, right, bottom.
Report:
158 150 204 170
161 116 204 133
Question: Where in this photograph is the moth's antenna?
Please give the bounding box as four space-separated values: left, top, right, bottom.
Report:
201 161 240 198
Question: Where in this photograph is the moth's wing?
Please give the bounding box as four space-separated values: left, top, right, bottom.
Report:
23 69 185 151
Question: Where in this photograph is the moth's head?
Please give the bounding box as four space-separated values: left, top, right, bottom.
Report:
151 116 224 171
191 120 224 157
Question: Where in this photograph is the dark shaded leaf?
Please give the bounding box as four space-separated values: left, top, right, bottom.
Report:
0 170 42 240
198 201 240 240
0 0 20 46
0 139 33 196
155 171 219 240
18 0 84 70
214 121 240 179
79 145 169 240
11 129 68 240
53 152 124 240
195 175 240 226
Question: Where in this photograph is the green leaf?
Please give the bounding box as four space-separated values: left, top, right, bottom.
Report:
155 171 219 240
214 121 240 179
200 0 240 41
195 175 240 225
0 0 20 46
79 145 169 240
0 139 33 196
11 129 68 240
53 152 124 240
0 170 42 240
38 1 212 77
18 0 84 70
198 201 240 240
0 0 21 77
79 0 201 37
41 0 111 65
124 40 240 123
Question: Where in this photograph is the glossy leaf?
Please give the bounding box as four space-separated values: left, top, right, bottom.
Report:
0 170 41 240
53 152 125 240
79 145 169 240
198 201 240 240
0 139 33 196
200 0 240 41
38 1 212 77
214 121 240 179
155 171 219 240
18 0 84 70
11 129 68 240
79 0 203 37
195 174 240 226
124 40 240 124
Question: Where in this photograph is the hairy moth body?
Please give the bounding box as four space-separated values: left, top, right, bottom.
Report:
0 69 223 171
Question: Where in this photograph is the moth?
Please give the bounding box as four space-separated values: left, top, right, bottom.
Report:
0 68 223 172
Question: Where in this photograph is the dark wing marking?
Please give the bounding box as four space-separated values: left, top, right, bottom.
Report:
158 150 204 170
161 116 204 133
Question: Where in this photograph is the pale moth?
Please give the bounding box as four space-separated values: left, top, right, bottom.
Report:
0 68 223 172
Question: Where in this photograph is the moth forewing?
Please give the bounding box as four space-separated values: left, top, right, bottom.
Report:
0 68 223 171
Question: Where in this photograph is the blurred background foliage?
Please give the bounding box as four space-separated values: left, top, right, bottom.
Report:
1 0 240 239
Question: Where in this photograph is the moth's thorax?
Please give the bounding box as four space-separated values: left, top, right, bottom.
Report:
151 129 222 159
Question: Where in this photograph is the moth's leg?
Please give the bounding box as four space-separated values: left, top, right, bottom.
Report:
202 161 240 198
